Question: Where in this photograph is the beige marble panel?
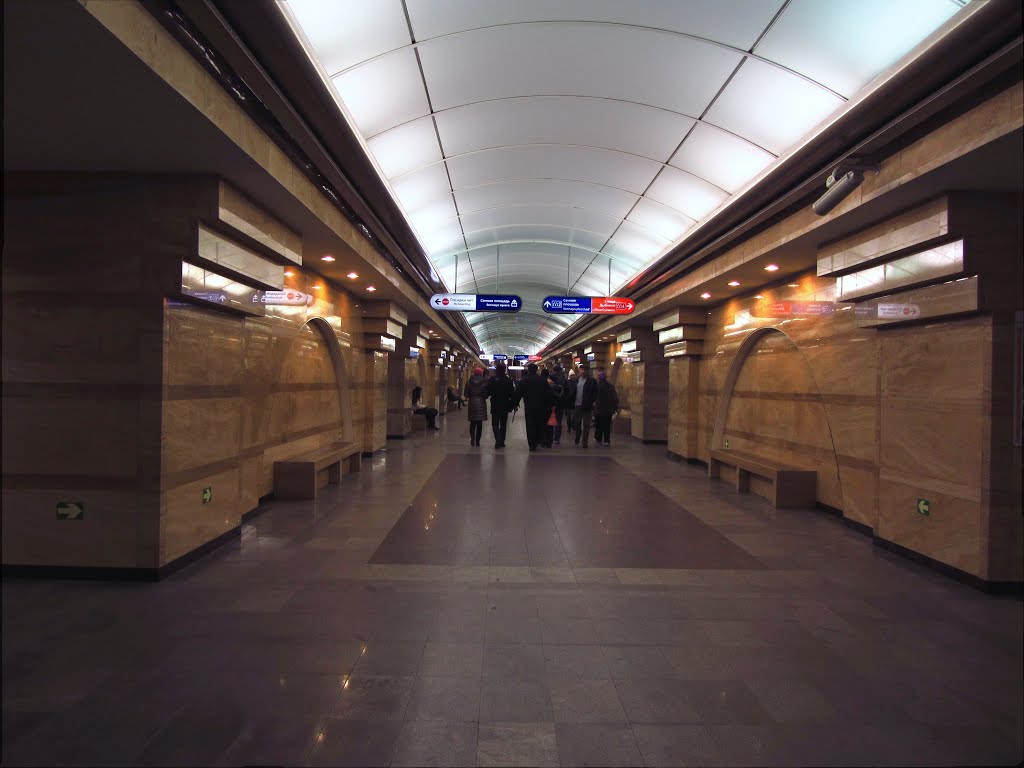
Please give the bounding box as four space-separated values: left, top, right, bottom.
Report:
161 467 240 566
836 464 879 528
877 478 982 577
1 489 141 568
164 305 245 387
880 403 983 491
2 397 141 477
162 398 242 477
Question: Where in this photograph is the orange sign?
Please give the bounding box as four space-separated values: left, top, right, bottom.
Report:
591 297 635 315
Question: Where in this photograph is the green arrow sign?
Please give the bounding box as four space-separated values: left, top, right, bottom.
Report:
202 487 212 504
917 498 930 516
56 502 84 520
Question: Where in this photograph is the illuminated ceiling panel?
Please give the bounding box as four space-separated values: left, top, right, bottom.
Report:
281 0 973 352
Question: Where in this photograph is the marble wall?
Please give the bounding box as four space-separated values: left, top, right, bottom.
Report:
160 293 361 566
2 174 371 571
2 175 201 568
658 193 1022 583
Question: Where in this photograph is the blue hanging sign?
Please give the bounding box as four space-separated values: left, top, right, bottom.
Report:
430 293 522 312
513 354 530 362
492 354 508 361
542 296 635 314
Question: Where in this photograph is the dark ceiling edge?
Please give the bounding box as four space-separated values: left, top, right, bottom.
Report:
540 0 1024 355
143 0 480 353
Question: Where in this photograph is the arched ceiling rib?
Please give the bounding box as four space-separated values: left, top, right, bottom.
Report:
282 0 969 353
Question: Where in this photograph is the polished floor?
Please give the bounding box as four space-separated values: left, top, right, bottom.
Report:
2 415 1022 767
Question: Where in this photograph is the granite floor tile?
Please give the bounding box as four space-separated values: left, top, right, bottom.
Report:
543 644 611 680
614 677 701 723
549 677 628 723
476 722 559 767
404 676 481 722
390 720 478 767
332 675 414 720
482 643 546 681
418 642 483 677
555 722 643 767
215 713 323 768
479 679 553 722
631 724 722 767
305 719 403 767
603 645 677 680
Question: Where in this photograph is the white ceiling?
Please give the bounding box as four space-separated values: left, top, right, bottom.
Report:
281 0 967 354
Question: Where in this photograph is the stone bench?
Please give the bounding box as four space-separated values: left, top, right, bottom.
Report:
273 441 361 500
708 448 816 509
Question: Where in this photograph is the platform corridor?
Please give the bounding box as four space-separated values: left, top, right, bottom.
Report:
2 418 1021 767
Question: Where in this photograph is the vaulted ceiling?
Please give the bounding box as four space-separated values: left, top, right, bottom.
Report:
281 0 968 354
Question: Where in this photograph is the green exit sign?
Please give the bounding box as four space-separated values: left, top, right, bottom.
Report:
56 502 84 520
202 487 212 504
917 498 930 516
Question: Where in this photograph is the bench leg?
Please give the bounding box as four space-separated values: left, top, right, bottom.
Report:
348 454 361 473
708 459 721 479
735 468 750 494
328 460 341 485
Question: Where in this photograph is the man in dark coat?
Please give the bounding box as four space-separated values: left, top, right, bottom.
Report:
571 364 598 448
512 363 555 451
487 362 517 448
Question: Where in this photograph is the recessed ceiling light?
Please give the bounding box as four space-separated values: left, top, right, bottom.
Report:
284 270 295 277
321 255 336 262
312 285 321 290
366 286 377 292
787 283 799 288
701 292 712 299
764 264 779 272
755 295 764 299
727 280 740 287
347 272 359 279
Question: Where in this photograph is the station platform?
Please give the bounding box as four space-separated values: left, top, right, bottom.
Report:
3 419 1021 767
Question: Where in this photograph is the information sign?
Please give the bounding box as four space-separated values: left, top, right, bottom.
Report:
877 303 921 320
542 296 634 315
528 355 543 362
430 293 522 312
492 354 508 361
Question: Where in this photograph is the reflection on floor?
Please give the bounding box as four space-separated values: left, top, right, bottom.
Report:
3 415 1022 767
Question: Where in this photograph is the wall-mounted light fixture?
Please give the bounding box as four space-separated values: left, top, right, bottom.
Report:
813 159 880 216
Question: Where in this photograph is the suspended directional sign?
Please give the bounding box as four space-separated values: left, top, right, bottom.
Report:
513 354 530 362
430 293 522 312
492 354 508 361
528 354 543 362
541 296 635 315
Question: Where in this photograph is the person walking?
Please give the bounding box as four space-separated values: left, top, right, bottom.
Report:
512 362 555 451
486 361 516 448
464 366 489 446
549 365 568 445
411 386 439 430
593 369 619 446
541 370 564 448
572 364 597 448
564 370 577 435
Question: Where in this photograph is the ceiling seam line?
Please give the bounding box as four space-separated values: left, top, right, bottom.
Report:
364 94 780 154
750 0 793 53
565 56 753 294
590 117 703 286
386 142 753 190
326 20 847 99
406 2 478 300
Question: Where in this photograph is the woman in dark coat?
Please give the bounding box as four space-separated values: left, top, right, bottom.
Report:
463 366 489 446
